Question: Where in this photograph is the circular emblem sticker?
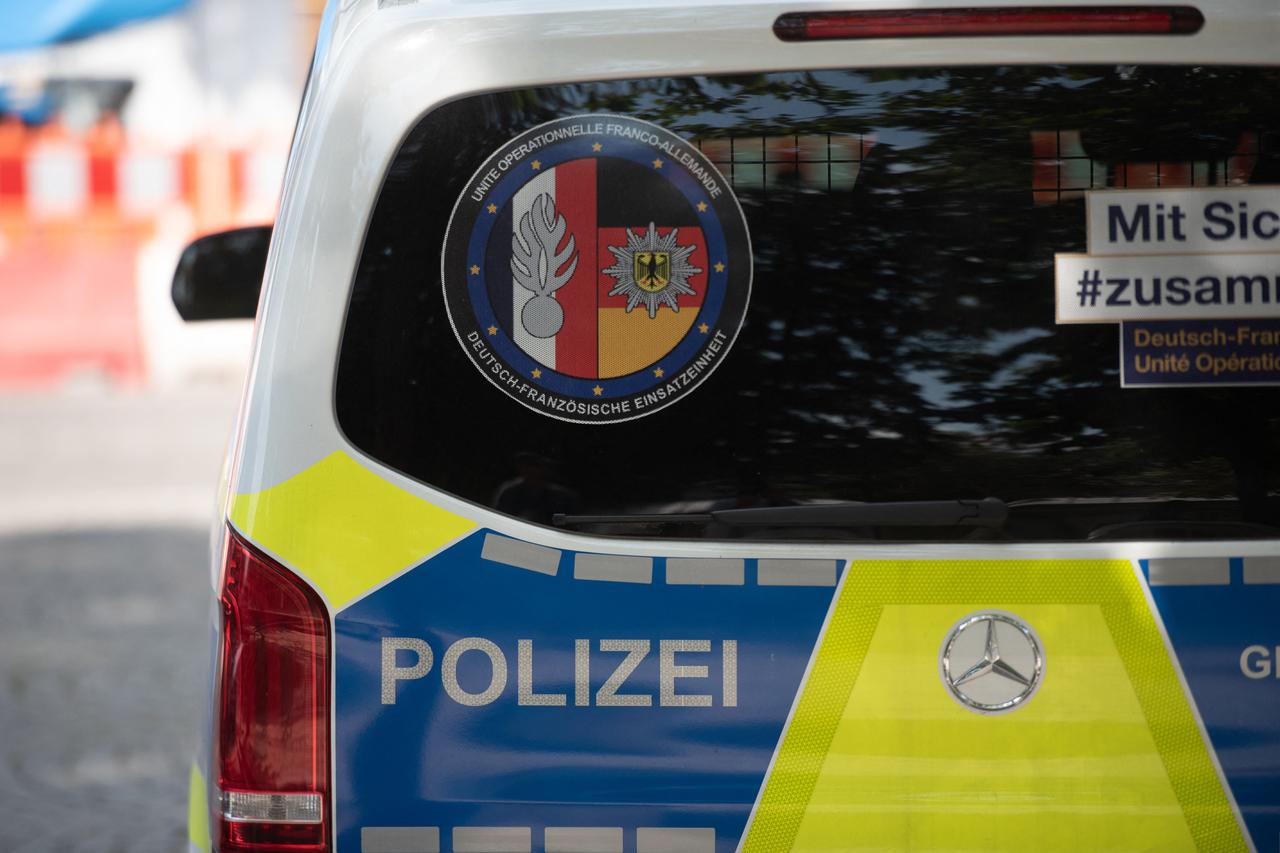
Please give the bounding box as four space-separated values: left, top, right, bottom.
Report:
442 114 752 424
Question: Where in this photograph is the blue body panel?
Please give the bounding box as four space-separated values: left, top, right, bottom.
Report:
334 531 837 852
331 539 1280 852
1141 558 1280 853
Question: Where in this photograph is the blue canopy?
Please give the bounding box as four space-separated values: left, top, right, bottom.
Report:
0 0 192 53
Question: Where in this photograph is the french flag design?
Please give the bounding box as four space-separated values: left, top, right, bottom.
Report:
486 159 599 378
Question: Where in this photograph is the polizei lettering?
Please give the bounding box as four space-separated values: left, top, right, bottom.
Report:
380 637 740 708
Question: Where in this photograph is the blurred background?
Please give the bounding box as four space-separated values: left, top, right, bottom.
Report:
0 0 319 849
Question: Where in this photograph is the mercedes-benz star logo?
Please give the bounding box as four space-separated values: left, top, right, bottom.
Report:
939 611 1045 714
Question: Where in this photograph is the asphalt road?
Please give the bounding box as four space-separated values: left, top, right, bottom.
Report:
0 388 239 852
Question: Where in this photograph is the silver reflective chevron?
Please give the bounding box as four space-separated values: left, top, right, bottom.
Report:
939 611 1045 714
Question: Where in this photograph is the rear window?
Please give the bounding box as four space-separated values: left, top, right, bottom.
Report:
335 65 1280 541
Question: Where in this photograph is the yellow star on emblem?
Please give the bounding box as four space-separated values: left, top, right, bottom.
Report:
592 385 603 396
696 201 708 213
652 158 663 169
487 325 498 336
486 203 498 214
532 368 542 379
698 323 710 334
469 264 480 275
653 367 664 378
592 142 602 152
531 160 542 170
714 262 725 273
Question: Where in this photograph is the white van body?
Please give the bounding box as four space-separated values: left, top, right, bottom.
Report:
189 2 1280 852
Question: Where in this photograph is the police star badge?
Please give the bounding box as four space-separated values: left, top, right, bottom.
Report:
603 223 701 318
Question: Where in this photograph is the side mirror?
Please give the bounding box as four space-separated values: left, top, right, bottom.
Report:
172 225 271 321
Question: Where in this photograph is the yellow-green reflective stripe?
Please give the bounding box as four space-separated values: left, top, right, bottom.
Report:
188 762 210 853
229 451 477 611
742 560 1246 853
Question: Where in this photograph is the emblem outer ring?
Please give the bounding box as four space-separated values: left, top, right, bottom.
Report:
938 609 1046 715
440 113 753 425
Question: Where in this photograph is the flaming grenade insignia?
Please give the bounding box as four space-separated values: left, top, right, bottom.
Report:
511 193 579 339
603 223 701 318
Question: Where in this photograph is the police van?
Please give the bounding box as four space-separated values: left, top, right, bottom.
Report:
175 1 1280 851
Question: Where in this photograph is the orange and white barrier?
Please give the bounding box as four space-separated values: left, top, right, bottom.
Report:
0 117 283 228
0 115 284 388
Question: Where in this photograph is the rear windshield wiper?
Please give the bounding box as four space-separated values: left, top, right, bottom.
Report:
554 498 1008 529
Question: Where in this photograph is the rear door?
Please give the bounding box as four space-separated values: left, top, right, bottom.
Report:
245 60 1280 852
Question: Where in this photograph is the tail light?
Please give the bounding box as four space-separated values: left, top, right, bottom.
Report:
215 528 330 852
774 7 1205 41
